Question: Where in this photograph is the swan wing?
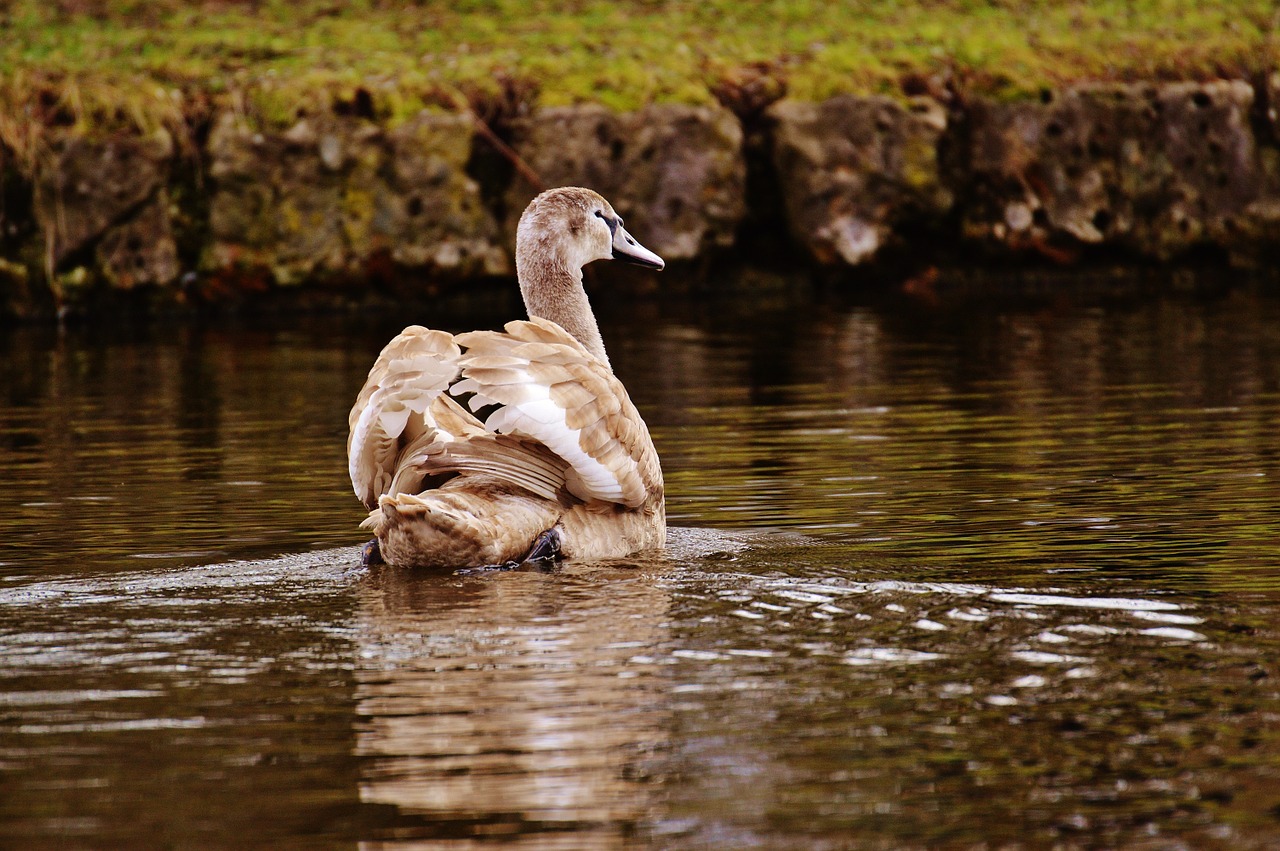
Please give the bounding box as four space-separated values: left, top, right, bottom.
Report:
347 327 464 509
348 326 573 510
453 317 663 508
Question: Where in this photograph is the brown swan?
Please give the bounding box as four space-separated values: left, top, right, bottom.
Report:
347 187 666 568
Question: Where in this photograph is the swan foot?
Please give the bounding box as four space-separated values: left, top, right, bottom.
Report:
522 526 563 567
361 539 384 567
458 526 564 574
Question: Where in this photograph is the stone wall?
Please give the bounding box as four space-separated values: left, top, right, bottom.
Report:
2 76 1279 317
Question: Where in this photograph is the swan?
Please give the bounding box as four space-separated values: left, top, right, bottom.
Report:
347 186 666 568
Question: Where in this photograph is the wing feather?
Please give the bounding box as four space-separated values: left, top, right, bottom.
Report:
349 316 661 513
348 328 462 508
455 318 662 508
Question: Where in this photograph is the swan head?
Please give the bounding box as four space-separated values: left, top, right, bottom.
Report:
517 187 665 275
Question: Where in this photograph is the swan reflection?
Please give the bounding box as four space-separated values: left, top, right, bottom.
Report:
353 564 673 847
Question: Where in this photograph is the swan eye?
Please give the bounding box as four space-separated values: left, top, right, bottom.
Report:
594 209 617 236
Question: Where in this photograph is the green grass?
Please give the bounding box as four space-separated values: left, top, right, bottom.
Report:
1 0 1277 146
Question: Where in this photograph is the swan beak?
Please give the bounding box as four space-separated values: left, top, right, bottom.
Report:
612 223 665 270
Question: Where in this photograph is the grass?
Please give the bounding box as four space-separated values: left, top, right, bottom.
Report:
0 0 1277 155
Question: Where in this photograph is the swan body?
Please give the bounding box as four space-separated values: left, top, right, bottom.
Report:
348 187 666 568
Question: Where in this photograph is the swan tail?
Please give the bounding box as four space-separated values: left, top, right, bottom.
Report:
368 481 562 568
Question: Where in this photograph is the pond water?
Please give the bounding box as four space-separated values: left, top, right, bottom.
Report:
2 274 1280 848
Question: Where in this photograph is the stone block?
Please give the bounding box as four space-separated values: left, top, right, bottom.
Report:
768 95 951 266
503 104 745 262
963 81 1260 260
206 111 505 284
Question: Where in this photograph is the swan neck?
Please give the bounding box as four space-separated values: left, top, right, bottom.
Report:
517 253 611 370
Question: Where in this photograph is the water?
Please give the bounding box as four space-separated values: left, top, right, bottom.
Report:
3 277 1280 848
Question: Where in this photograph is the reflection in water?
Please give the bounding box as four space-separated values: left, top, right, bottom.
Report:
354 564 674 847
0 324 373 570
647 558 1280 848
654 292 1280 592
2 280 1280 848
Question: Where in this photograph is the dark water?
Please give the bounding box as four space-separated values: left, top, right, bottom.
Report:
3 277 1280 849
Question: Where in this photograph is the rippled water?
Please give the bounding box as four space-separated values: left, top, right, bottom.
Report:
3 278 1280 848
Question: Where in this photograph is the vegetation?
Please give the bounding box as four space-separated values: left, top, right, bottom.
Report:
0 0 1277 148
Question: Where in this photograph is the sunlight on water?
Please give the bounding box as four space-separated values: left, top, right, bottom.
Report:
2 284 1280 847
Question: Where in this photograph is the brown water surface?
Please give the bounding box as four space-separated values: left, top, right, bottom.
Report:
2 279 1280 848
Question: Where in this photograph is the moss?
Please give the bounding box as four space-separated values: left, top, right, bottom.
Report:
48 264 93 305
341 185 377 250
1 0 1276 143
900 127 942 195
277 198 303 240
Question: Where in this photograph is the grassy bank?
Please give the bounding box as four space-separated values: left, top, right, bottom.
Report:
1 0 1277 146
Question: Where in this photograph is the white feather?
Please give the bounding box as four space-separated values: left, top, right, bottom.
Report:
482 384 626 503
377 407 411 440
348 403 388 498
